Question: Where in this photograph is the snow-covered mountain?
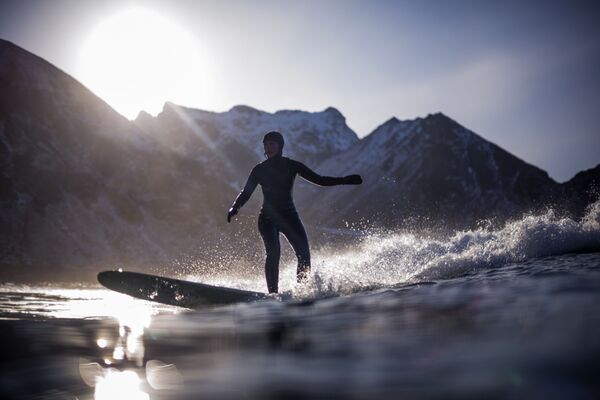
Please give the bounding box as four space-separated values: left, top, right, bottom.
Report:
299 113 563 230
0 39 596 281
135 102 359 182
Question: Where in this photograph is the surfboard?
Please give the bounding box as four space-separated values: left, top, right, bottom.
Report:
97 270 269 309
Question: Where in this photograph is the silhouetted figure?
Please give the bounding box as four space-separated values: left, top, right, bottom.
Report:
228 131 362 293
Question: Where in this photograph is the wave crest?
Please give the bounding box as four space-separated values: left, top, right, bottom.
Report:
289 200 600 296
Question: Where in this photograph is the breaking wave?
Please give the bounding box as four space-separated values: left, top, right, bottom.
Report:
285 200 600 297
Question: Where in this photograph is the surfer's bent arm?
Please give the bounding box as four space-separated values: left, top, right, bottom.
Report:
231 168 259 210
294 161 362 186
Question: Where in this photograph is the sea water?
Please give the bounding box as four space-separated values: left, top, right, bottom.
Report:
1 202 599 399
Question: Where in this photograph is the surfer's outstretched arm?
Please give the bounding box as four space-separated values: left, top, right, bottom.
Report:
228 168 258 222
293 160 362 186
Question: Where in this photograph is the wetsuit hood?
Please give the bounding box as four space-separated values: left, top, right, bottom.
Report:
263 131 284 158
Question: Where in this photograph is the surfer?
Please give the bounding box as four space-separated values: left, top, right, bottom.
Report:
227 131 362 293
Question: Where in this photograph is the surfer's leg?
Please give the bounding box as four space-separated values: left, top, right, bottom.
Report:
258 214 281 293
280 212 311 283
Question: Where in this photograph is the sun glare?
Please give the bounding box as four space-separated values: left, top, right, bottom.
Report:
78 8 215 119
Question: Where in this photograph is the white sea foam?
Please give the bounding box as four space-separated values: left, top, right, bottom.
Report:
283 200 600 297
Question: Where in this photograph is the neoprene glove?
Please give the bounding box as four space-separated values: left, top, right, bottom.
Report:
227 207 238 223
344 174 363 185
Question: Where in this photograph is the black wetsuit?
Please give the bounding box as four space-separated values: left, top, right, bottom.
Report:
231 155 352 293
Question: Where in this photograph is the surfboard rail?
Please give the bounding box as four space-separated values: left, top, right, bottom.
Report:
98 270 269 308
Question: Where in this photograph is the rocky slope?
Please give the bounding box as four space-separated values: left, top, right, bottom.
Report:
0 39 237 280
562 164 600 218
299 113 563 231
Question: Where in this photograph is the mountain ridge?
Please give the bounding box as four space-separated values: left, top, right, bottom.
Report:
0 39 596 281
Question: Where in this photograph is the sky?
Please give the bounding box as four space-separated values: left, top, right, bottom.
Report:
0 0 599 182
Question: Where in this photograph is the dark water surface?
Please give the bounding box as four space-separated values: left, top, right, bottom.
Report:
1 252 600 400
1 204 600 399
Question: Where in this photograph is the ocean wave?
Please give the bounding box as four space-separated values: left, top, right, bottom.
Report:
288 200 600 297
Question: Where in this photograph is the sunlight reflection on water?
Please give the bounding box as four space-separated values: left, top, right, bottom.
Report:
0 286 178 319
50 288 155 399
0 285 183 399
82 289 180 399
94 369 149 400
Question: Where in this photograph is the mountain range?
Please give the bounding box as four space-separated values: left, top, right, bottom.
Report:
0 39 597 281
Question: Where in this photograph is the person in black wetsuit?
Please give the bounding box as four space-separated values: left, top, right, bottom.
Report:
227 131 362 293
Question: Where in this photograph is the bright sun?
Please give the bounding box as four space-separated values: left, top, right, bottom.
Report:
78 8 215 119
